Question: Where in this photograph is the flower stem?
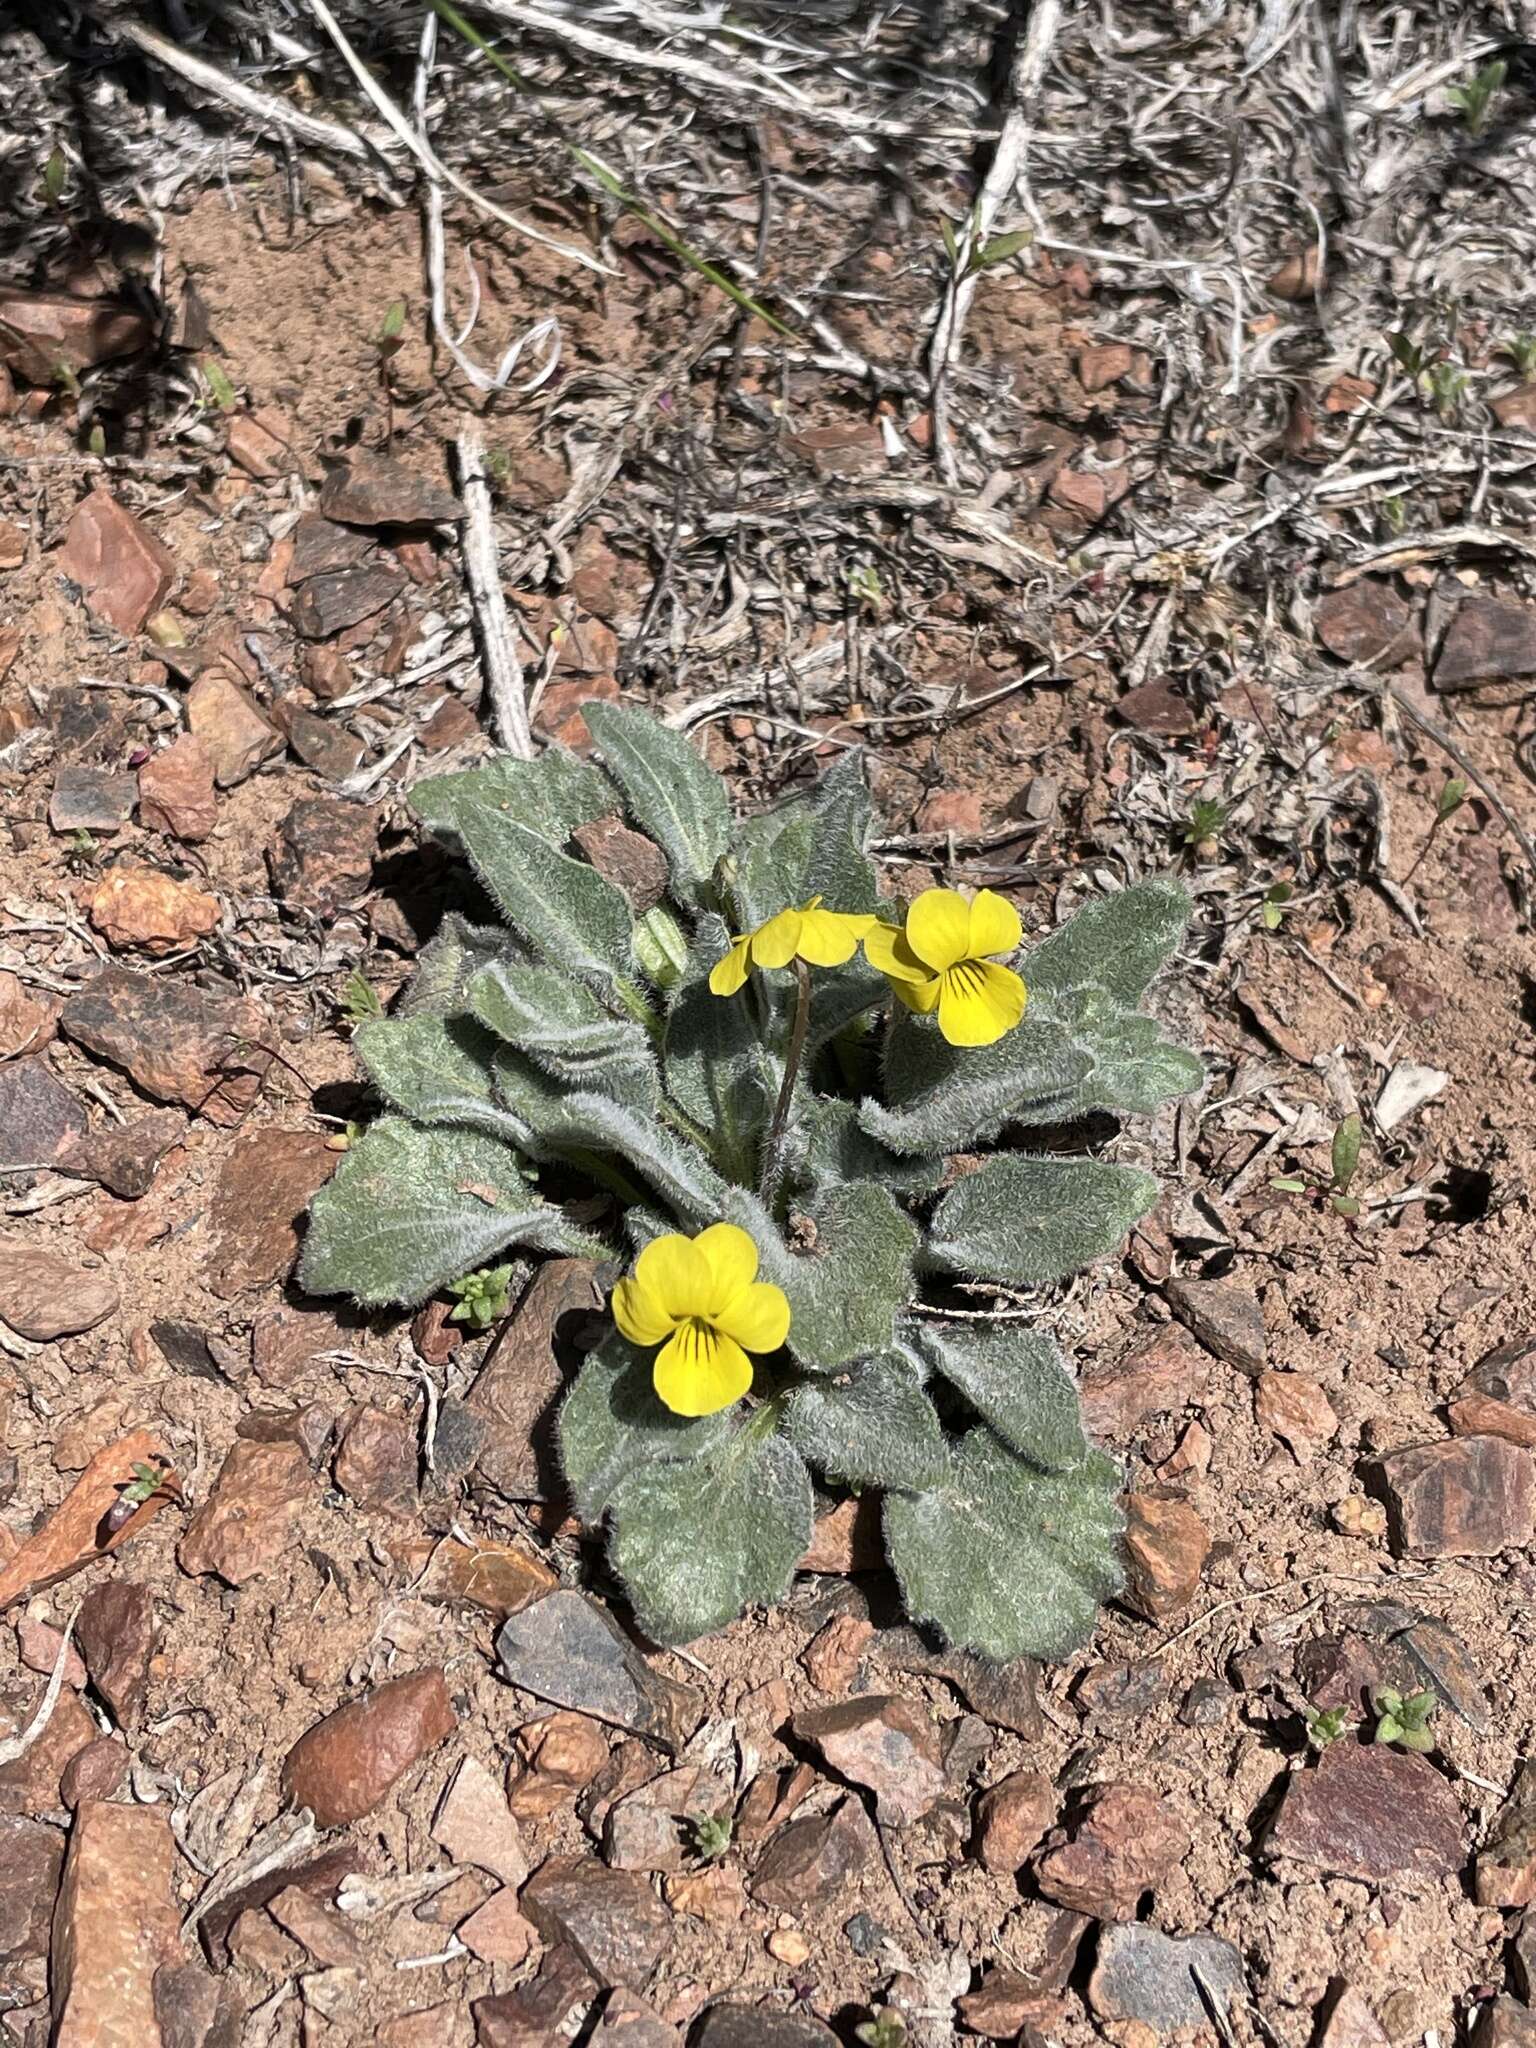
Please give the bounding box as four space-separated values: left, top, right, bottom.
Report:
759 958 811 1213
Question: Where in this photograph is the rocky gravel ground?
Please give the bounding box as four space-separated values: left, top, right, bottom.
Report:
4 5 1536 2047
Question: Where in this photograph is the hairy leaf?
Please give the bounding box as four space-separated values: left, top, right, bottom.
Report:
802 749 878 914
786 1097 944 1197
883 1428 1124 1661
535 1092 729 1223
411 747 615 848
926 1156 1158 1287
731 803 815 930
911 1322 1090 1467
453 802 635 985
727 1181 918 1372
301 1118 593 1308
865 1011 1095 1154
560 1336 732 1521
471 958 637 1059
782 1353 948 1490
584 701 731 911
662 921 777 1181
395 914 512 1020
1024 878 1190 1007
354 1015 530 1145
608 1429 813 1643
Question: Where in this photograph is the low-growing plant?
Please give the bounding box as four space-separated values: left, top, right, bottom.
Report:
1448 58 1506 137
1373 1685 1437 1752
447 1262 516 1331
1304 1703 1352 1750
1273 1110 1365 1219
301 708 1202 1658
686 1811 733 1862
856 2013 908 2048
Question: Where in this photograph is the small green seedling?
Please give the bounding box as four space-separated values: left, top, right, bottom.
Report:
87 423 106 458
1378 492 1408 537
1182 797 1230 857
1500 334 1536 380
1405 774 1468 882
686 1811 733 1862
1260 881 1292 932
102 1458 179 1537
1305 1704 1352 1750
201 359 238 412
42 145 67 207
1422 361 1469 420
846 561 884 614
941 210 1033 279
1272 1110 1364 1219
1388 332 1428 379
340 968 384 1028
856 2013 908 2048
1374 1686 1437 1753
1449 58 1507 137
447 1263 515 1330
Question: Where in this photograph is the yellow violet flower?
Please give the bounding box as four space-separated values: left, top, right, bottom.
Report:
863 886 1027 1048
708 896 875 997
611 1222 791 1417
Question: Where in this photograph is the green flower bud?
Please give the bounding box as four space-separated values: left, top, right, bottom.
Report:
633 904 689 988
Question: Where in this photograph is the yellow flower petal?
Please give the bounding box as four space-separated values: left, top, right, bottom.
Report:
936 959 1027 1047
795 907 875 967
713 1279 791 1354
653 1320 754 1417
863 922 930 984
692 1222 759 1315
611 1273 675 1347
708 936 752 997
891 971 941 1013
967 887 1022 961
748 906 805 970
905 887 973 972
632 1233 711 1322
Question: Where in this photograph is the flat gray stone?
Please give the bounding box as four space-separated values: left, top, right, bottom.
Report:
1089 1923 1245 2030
691 2006 838 2047
496 1591 701 1752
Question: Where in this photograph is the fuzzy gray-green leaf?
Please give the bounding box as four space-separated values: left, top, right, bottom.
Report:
410 747 615 848
354 1015 530 1145
782 1353 948 1490
866 1011 1094 1154
662 921 777 1182
300 1117 590 1308
559 1335 732 1521
584 701 731 910
926 1156 1157 1287
453 803 634 985
470 958 649 1068
802 749 878 914
607 1430 813 1643
1024 878 1190 1006
727 1181 918 1372
395 914 510 1019
883 1428 1124 1660
911 1322 1090 1468
536 1092 728 1223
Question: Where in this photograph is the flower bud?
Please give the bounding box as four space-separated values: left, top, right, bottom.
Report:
634 903 689 987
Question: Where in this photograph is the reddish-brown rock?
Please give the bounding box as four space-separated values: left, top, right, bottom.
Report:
61 967 273 1126
792 1696 946 1826
519 1854 672 1988
0 1685 97 1813
799 1612 873 1694
178 1439 312 1586
976 1770 1055 1874
1082 1325 1207 1437
1475 1761 1536 1908
0 290 151 381
1116 679 1198 736
457 1884 536 1966
334 1404 418 1515
467 1259 604 1499
1435 596 1536 689
281 1668 457 1828
1377 1435 1535 1557
1078 343 1135 393
58 488 176 634
473 1945 596 2047
268 797 378 917
750 1794 874 1910
0 1430 172 1615
589 1990 683 2046
1257 1371 1338 1459
1315 583 1415 666
1268 1741 1464 1881
0 1240 118 1340
420 1538 558 1621
60 1736 128 1809
1164 1275 1268 1374
1123 1493 1211 1620
1448 1394 1536 1449
88 866 220 956
51 1801 182 2047
0 1814 65 1965
432 1755 528 1888
75 1578 156 1725
60 1109 183 1200
186 670 282 787
508 1710 610 1822
799 1493 883 1574
319 451 462 528
915 788 986 837
0 973 58 1060
138 736 219 842
206 1128 336 1297
571 817 671 915
1035 1782 1190 1920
